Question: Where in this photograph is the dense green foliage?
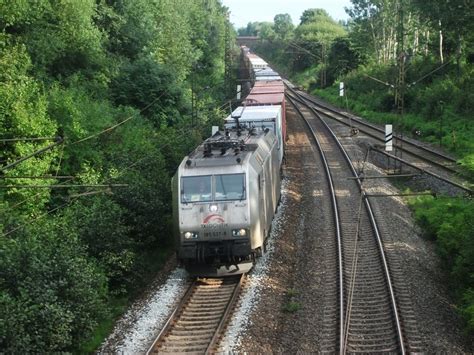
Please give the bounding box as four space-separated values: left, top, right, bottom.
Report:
240 9 352 86
408 196 474 331
1 0 235 351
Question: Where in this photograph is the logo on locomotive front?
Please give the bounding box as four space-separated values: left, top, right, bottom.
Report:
201 214 227 228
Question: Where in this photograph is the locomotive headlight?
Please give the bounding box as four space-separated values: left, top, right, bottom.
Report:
209 204 218 212
232 228 247 237
184 232 198 239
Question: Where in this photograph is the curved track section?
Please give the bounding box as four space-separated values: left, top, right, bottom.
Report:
286 82 472 182
286 86 472 195
287 91 407 353
147 275 243 354
290 84 457 164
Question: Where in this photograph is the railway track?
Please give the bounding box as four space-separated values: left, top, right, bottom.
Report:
288 82 458 168
146 275 243 354
287 91 423 353
285 85 472 195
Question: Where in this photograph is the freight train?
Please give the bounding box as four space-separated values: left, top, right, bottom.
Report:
172 47 285 275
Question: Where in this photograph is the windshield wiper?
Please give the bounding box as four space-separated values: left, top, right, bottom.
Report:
240 184 245 201
182 191 189 205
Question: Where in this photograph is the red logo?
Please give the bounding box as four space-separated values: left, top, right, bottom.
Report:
203 214 225 224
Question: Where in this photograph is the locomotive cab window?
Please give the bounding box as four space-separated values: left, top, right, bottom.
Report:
215 173 246 201
181 175 212 202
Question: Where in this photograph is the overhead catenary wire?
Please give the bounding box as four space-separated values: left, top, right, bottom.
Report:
0 136 61 143
69 78 233 146
1 60 238 232
1 77 230 207
0 122 202 238
0 184 128 189
69 93 166 146
0 120 197 213
0 138 64 173
0 153 153 238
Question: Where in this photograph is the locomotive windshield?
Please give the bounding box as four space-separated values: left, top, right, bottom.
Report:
182 175 212 202
181 173 246 203
215 174 245 201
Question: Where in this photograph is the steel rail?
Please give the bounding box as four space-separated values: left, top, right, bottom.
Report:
145 280 196 355
372 147 472 195
285 94 345 354
146 275 243 354
205 274 245 354
286 90 473 194
293 86 406 354
287 86 406 355
289 83 457 164
286 90 460 176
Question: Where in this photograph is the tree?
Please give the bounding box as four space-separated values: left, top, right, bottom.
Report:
410 0 474 62
1 0 106 78
259 22 276 40
0 221 108 352
273 14 294 41
292 9 347 85
295 8 346 43
346 0 400 64
0 45 58 214
0 0 232 351
327 37 363 82
110 56 186 127
300 8 331 25
238 22 275 39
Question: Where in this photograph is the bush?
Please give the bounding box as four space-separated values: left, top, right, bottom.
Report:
409 195 474 332
0 219 108 352
110 56 186 127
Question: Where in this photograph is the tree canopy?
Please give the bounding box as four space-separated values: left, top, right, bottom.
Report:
0 0 235 351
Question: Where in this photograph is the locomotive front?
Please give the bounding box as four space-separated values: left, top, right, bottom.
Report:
177 168 252 264
172 134 257 275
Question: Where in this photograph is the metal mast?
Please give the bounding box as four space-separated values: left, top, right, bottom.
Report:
395 0 406 171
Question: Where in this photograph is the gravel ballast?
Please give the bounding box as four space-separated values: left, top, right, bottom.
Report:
99 260 189 354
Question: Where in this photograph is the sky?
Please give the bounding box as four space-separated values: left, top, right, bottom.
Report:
221 0 353 29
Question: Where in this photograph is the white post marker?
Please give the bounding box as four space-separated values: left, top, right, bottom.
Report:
339 82 344 97
236 84 241 100
385 124 393 151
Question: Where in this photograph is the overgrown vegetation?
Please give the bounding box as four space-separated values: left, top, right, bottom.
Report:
238 0 473 333
283 288 301 313
408 195 474 332
0 0 235 351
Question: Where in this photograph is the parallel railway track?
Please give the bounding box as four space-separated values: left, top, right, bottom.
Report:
286 89 423 353
147 275 243 354
288 83 458 170
285 84 472 195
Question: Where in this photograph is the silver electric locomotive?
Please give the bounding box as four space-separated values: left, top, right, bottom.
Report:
172 128 281 274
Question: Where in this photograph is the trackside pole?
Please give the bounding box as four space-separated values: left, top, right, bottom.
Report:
385 124 393 151
385 124 393 173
